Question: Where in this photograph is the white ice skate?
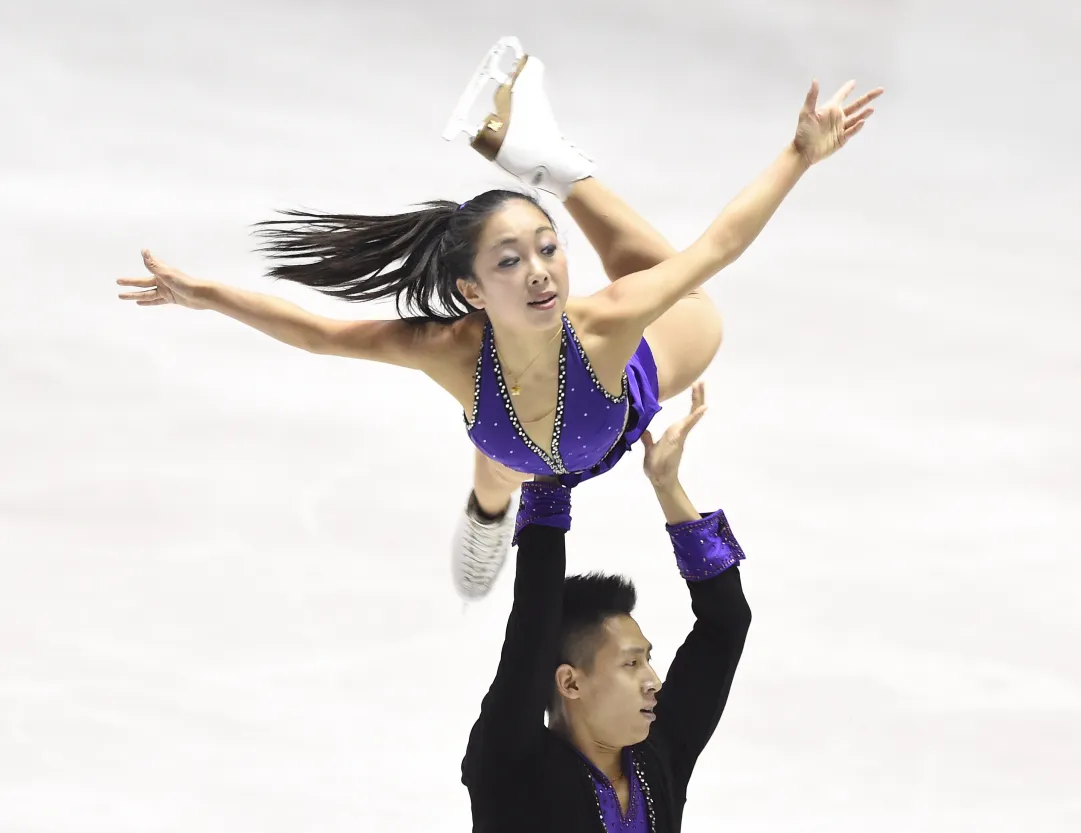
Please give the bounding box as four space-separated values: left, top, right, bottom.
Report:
442 36 595 201
451 491 517 601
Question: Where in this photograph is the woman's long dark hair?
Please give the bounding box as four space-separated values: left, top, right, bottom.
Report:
253 189 554 322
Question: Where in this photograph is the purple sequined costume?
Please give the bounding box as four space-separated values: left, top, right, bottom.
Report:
464 313 662 488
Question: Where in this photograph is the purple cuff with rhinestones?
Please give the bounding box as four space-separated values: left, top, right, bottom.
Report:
512 481 572 547
666 508 745 582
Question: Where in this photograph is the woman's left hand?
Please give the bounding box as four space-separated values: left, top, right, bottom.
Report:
793 79 883 166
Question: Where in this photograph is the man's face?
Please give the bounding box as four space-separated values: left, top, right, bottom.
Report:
573 615 662 748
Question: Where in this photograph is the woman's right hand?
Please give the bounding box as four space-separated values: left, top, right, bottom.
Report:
117 249 214 310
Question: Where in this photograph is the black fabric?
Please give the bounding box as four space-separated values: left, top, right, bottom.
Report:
462 523 752 832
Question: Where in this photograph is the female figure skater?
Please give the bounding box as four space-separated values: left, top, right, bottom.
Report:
117 37 881 600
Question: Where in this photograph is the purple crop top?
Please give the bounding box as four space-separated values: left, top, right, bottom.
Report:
464 314 631 477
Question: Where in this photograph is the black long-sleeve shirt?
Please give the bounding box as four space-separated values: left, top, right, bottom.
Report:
462 515 752 832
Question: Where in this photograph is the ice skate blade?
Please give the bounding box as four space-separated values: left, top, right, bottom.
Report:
441 35 525 144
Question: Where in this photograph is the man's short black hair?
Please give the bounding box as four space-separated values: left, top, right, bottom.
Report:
558 572 638 674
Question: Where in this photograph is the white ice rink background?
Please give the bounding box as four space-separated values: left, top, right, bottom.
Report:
1 1 1079 830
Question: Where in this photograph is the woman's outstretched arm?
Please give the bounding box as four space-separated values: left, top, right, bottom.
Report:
118 249 454 370
584 80 882 334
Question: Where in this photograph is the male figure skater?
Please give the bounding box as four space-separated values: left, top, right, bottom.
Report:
462 382 752 832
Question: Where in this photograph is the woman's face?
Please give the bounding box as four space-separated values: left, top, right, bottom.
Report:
458 199 569 330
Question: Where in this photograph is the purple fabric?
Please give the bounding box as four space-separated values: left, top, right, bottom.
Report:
666 508 746 581
511 481 572 546
557 335 661 489
581 748 650 833
464 314 662 485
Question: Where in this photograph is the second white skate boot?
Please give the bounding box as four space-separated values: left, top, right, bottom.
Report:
442 36 595 201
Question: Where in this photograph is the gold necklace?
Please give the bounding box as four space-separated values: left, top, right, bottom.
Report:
499 325 562 397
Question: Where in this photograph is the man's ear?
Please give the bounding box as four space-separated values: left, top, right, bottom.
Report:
554 664 582 702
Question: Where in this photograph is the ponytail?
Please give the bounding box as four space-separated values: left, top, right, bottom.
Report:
253 189 554 322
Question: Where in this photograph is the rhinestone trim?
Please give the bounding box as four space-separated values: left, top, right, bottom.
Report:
634 757 657 832
462 323 487 429
563 313 628 404
583 755 657 833
586 766 607 831
488 320 570 475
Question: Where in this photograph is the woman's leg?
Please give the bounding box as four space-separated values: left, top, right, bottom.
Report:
451 449 531 601
563 178 725 401
472 447 530 517
564 178 678 282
